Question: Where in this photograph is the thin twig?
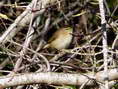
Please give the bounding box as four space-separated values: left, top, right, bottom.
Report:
13 0 38 72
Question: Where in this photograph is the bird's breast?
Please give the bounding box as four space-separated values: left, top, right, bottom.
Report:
50 33 72 49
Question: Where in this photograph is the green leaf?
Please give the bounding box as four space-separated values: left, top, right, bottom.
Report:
73 11 86 17
0 13 9 20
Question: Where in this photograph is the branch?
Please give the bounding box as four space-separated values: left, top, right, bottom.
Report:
0 69 118 88
98 0 109 89
0 0 57 43
13 0 38 72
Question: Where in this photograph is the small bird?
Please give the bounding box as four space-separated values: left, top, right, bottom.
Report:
44 27 73 50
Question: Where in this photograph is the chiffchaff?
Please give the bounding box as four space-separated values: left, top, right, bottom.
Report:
44 27 73 50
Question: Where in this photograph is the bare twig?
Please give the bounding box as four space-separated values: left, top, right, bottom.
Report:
0 0 55 43
13 0 38 72
98 0 109 89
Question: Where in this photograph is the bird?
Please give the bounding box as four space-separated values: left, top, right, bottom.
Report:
43 27 73 50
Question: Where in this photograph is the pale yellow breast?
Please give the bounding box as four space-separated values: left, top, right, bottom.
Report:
50 32 73 49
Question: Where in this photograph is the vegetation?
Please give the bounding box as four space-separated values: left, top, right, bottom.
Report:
0 0 118 89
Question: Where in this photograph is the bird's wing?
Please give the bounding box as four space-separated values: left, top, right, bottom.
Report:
48 30 60 43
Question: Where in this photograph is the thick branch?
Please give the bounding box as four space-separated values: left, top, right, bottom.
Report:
0 69 118 88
